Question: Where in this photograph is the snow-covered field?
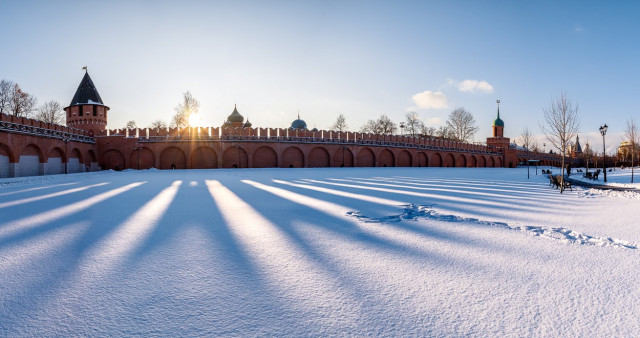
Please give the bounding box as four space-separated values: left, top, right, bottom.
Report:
1 167 639 336
568 166 640 189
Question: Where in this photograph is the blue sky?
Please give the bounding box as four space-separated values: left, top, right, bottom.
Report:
1 0 638 151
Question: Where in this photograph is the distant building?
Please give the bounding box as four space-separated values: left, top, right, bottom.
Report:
568 135 583 157
618 140 638 163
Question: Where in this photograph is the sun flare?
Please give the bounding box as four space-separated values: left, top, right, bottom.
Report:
188 112 205 128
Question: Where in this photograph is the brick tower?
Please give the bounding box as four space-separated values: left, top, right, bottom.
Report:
64 69 109 135
486 99 510 148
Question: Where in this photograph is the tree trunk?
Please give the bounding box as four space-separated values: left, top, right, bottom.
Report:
632 150 635 183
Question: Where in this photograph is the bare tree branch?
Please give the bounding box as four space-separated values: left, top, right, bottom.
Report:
405 112 423 137
172 91 199 128
331 113 348 132
539 92 580 192
36 100 64 125
360 114 397 135
625 117 639 183
149 120 168 133
518 127 534 150
0 79 14 115
8 83 37 117
445 107 478 142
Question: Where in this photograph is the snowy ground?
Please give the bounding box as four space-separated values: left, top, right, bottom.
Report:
1 167 639 336
565 166 640 189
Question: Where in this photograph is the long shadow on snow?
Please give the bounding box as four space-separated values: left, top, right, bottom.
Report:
121 180 288 334
0 180 153 333
126 180 261 277
327 178 577 213
270 179 488 249
0 181 80 200
302 178 580 220
230 179 480 334
0 181 129 248
359 176 575 203
298 179 506 221
233 179 470 268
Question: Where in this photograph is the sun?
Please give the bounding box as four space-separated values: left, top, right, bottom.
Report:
188 112 205 128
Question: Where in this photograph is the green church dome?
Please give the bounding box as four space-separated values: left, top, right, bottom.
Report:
493 104 504 127
493 116 504 127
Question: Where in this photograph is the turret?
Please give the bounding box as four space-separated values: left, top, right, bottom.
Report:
492 99 504 137
64 69 109 135
486 99 510 149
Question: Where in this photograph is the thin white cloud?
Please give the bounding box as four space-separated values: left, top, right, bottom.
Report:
426 117 442 125
574 25 583 33
457 79 494 93
412 90 449 109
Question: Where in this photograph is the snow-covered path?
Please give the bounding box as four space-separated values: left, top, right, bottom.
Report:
1 168 639 336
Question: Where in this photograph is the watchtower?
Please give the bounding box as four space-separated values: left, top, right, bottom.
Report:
486 99 510 148
64 69 109 135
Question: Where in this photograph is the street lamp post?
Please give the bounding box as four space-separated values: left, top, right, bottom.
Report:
599 124 608 182
134 144 142 170
106 141 111 170
341 146 347 167
63 137 69 174
233 144 244 168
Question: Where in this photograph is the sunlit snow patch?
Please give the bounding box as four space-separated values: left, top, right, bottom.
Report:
346 204 637 249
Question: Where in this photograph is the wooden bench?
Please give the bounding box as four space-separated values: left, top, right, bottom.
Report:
550 175 571 191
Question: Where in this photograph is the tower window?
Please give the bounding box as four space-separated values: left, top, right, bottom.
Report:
93 106 97 116
78 105 83 116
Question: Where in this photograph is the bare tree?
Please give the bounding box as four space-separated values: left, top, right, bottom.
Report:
445 108 478 142
125 120 137 129
530 142 541 153
540 92 580 192
360 119 381 134
420 125 436 137
8 83 37 117
436 126 454 139
331 113 348 132
625 117 639 183
360 114 397 135
378 115 397 135
149 120 168 133
0 79 13 115
36 100 64 125
405 112 423 137
518 127 535 150
172 91 199 128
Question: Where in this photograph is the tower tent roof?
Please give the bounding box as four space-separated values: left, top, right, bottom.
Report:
575 135 583 153
69 71 104 106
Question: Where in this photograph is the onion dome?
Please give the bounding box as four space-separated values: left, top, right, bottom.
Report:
493 101 504 127
243 119 252 128
311 127 318 132
290 112 308 130
226 104 244 124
